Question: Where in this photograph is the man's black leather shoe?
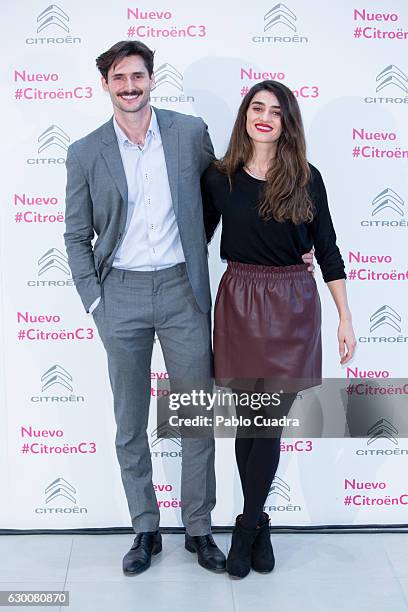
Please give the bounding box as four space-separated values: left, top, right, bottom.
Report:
185 533 226 573
123 531 162 576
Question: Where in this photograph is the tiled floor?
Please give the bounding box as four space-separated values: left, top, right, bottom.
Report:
0 532 407 611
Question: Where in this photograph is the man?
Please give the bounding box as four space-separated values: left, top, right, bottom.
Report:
64 40 225 576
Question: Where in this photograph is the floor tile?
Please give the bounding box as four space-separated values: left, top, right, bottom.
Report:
393 579 408 608
64 580 234 612
232 574 408 612
0 536 72 581
270 533 395 581
382 534 408 579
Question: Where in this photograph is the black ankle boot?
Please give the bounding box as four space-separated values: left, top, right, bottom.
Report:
251 512 275 573
227 515 258 579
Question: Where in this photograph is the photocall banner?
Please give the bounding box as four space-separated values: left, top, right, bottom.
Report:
1 0 407 529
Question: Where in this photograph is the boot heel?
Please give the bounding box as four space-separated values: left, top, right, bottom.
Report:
251 513 275 573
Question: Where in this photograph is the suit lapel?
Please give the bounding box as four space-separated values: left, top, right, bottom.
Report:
100 119 128 204
155 107 179 217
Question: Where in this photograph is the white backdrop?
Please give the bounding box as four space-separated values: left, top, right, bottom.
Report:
1 0 408 529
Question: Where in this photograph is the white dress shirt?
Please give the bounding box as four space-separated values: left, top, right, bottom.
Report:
113 109 185 269
89 109 185 314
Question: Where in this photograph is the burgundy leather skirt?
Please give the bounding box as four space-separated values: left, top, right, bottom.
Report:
213 262 322 391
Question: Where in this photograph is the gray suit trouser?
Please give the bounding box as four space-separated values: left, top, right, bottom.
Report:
92 263 215 535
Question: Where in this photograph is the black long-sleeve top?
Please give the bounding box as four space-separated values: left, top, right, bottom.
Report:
201 163 346 283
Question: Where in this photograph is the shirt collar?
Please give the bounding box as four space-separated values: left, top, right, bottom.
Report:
113 107 158 147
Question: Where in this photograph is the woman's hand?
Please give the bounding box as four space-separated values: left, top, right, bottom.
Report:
326 279 356 365
301 248 315 273
338 318 356 364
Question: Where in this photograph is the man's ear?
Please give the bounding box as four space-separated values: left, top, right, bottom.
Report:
150 73 156 90
101 76 109 92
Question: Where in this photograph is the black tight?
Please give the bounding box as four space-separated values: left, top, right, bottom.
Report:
234 391 297 529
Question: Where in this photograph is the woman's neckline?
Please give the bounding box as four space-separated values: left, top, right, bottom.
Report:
241 166 267 182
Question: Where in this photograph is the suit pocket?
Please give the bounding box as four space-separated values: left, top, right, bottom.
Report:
93 254 102 281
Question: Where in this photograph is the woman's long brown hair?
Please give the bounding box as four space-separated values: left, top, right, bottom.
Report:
215 80 314 224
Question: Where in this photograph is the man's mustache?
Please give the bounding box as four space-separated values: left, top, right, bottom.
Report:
117 90 143 97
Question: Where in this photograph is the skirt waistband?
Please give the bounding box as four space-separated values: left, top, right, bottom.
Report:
226 261 310 279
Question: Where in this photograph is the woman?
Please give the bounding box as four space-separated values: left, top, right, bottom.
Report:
201 80 356 579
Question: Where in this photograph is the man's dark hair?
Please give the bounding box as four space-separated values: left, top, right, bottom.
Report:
96 40 155 80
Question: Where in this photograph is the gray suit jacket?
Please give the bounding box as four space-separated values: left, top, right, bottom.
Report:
64 108 215 313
